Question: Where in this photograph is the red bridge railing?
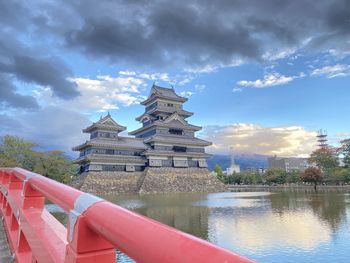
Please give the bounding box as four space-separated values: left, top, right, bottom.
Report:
0 167 254 263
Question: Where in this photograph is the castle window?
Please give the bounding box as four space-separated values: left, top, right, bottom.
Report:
146 102 157 111
169 129 183 135
173 146 187 152
90 132 98 139
167 103 174 107
106 149 114 155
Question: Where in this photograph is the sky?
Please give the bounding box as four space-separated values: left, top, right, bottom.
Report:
0 0 349 157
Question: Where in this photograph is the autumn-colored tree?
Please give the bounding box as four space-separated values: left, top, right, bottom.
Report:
34 151 76 183
300 167 324 191
0 135 75 183
338 139 350 167
309 147 339 170
264 169 286 184
0 135 37 170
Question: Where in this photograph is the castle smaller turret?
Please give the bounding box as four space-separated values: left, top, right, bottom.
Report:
72 114 147 173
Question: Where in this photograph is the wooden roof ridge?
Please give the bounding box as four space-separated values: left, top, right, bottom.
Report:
83 113 127 133
163 111 187 125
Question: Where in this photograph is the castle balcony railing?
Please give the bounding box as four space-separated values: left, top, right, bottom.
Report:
0 167 255 263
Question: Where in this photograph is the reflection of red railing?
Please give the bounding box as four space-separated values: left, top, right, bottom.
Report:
0 167 254 263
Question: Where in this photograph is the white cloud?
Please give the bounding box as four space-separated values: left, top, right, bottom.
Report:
336 132 350 138
180 91 195 98
118 70 196 87
311 64 350 78
194 84 206 92
34 74 146 113
138 72 170 82
262 48 297 61
236 72 295 89
184 59 243 74
201 123 317 157
118 70 136 76
232 88 242 92
184 64 218 74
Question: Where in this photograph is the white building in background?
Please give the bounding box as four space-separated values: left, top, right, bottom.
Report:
268 155 309 172
225 147 240 175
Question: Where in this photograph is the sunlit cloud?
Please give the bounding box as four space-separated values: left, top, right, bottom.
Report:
202 124 317 157
33 74 146 113
237 72 295 89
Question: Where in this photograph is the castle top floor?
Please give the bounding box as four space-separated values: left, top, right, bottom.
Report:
141 84 187 106
82 113 126 140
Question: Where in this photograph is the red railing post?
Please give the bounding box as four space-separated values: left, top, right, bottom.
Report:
65 194 116 263
21 179 45 210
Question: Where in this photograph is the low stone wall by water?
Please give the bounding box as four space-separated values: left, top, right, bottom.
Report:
139 167 226 194
71 171 144 195
71 168 226 195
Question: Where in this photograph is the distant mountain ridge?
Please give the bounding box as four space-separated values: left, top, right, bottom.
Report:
207 153 269 171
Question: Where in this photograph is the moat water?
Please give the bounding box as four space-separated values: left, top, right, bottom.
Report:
50 191 350 262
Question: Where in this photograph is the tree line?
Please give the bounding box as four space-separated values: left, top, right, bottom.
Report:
0 135 76 183
215 138 350 188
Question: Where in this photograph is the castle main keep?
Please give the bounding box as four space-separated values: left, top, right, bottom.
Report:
73 84 212 173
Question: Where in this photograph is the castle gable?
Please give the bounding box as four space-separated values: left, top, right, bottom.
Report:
163 112 187 125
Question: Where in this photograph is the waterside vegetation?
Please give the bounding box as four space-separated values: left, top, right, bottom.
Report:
215 139 350 188
0 135 75 183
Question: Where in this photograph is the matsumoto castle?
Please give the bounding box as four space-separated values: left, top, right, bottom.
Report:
73 84 212 173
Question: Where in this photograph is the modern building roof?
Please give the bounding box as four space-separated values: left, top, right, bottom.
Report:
83 114 127 133
141 84 187 105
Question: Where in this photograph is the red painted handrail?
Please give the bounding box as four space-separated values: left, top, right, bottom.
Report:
0 167 255 263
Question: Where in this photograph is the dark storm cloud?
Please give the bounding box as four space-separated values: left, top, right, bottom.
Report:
0 0 349 102
0 34 80 101
0 2 80 105
12 56 79 99
63 0 350 66
0 74 39 109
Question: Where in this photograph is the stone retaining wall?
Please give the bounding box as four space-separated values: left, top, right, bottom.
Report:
71 168 226 195
139 167 226 194
72 171 144 195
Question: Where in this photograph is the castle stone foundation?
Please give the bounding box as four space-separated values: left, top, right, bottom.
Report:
71 168 226 195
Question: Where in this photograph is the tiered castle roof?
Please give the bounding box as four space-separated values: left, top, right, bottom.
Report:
73 84 211 172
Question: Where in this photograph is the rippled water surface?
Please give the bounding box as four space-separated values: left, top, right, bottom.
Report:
103 191 350 263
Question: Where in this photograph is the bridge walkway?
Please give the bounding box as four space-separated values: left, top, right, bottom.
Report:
0 219 12 263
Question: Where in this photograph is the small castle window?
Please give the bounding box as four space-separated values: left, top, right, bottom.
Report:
106 149 114 155
173 146 187 152
169 129 183 135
